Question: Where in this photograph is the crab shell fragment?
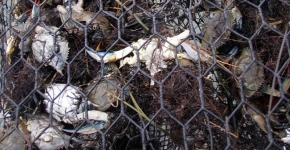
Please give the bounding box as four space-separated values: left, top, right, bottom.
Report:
43 83 109 124
26 115 68 150
32 26 69 75
232 47 264 97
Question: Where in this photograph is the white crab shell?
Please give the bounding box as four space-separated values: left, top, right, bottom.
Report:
43 83 81 123
26 115 68 150
32 26 69 75
43 83 109 124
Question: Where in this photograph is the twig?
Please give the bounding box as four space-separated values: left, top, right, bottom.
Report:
268 20 283 26
203 119 238 138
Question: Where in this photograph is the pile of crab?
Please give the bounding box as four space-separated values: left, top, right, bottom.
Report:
2 0 128 149
1 0 290 149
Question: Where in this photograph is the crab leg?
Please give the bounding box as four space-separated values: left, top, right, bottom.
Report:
262 78 290 97
62 121 109 134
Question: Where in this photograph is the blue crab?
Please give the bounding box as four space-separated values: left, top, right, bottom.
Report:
32 26 69 75
232 47 264 97
43 83 110 135
87 30 193 85
57 0 112 36
26 114 87 150
201 5 242 49
82 64 130 111
43 83 109 125
0 111 27 150
11 0 56 55
11 0 39 34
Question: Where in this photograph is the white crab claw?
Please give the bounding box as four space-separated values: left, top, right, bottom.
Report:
76 110 109 122
86 50 116 63
282 129 290 144
86 46 133 63
180 42 210 62
166 30 190 46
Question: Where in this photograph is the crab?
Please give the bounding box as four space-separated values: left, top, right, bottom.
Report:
0 109 29 150
32 25 69 75
11 0 58 54
232 47 264 97
201 4 242 49
26 114 75 150
43 83 109 126
242 100 290 141
57 0 112 36
0 111 27 150
11 0 39 34
43 83 111 134
83 64 129 111
87 30 194 85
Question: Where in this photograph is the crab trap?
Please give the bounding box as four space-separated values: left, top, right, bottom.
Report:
1 0 290 149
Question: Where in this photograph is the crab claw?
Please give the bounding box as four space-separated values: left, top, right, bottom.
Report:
31 0 41 18
62 120 109 134
179 42 210 62
231 6 242 30
222 46 238 61
86 46 133 63
86 50 116 63
282 129 290 144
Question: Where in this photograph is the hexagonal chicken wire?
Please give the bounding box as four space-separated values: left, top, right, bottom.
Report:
1 0 290 149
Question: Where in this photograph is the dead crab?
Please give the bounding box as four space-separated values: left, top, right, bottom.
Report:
232 47 264 97
56 0 112 36
27 114 87 150
11 0 40 34
43 83 109 126
0 111 27 150
201 3 242 49
83 64 129 111
32 25 69 75
87 30 192 85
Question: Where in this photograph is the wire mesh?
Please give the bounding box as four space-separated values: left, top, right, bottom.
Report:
0 0 290 149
